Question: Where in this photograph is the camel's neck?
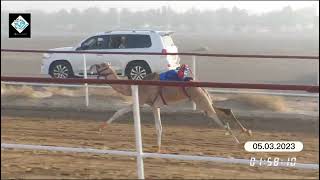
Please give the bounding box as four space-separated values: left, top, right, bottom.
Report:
105 70 132 96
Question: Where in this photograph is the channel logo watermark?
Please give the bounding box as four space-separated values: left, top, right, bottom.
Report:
9 13 31 38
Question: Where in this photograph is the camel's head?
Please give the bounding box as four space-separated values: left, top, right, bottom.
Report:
88 62 114 79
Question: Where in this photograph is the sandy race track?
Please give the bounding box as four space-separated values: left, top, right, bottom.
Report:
1 84 319 179
1 116 319 179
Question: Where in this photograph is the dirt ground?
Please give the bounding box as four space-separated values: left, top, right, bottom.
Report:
1 117 319 179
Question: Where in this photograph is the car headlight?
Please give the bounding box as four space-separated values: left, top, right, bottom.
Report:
43 53 51 58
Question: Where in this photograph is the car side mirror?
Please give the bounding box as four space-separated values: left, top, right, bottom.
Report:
77 44 88 50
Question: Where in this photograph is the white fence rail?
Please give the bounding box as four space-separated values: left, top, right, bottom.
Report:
2 143 319 170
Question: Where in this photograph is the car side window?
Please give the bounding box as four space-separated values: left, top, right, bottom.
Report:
108 35 127 49
107 34 152 49
127 35 152 48
81 35 109 50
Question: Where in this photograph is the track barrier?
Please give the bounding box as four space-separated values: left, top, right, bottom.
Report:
1 48 319 179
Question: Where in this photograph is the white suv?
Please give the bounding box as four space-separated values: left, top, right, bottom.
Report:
41 30 180 80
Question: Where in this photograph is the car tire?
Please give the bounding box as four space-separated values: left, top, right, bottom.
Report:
126 62 151 80
49 61 74 78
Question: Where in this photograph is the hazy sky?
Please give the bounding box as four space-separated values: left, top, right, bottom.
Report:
1 1 319 15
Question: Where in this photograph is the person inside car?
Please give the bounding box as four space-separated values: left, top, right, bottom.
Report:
118 36 127 49
96 37 104 49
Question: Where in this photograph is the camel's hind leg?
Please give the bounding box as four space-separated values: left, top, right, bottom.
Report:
99 105 132 132
214 106 252 137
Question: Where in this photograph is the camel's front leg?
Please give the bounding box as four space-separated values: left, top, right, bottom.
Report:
223 122 240 144
99 105 132 132
214 106 252 137
206 110 240 144
152 107 163 153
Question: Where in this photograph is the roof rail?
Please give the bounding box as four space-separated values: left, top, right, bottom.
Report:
157 31 175 36
105 29 156 33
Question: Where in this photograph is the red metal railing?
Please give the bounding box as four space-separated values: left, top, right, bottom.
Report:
1 49 319 59
1 76 318 93
1 48 318 93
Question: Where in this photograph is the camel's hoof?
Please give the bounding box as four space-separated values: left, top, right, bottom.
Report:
242 128 253 137
235 139 240 144
157 149 168 154
208 122 214 127
239 142 245 146
99 123 107 132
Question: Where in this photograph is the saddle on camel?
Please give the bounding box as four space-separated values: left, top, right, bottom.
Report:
145 64 194 106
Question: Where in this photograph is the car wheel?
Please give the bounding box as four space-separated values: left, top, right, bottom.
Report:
49 61 74 78
126 62 151 80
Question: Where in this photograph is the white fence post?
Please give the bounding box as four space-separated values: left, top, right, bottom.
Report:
83 54 89 107
131 85 145 179
192 55 197 110
316 59 319 88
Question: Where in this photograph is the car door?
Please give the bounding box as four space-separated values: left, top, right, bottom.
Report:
77 35 108 76
104 34 126 75
107 34 154 77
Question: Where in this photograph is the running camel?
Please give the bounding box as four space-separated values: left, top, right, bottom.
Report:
89 62 252 153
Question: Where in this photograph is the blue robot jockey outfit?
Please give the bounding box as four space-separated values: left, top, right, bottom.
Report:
154 64 193 106
159 64 193 81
